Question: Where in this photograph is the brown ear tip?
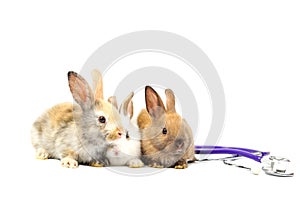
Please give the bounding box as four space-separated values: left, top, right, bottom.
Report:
145 86 158 96
165 89 174 95
145 85 154 91
68 71 77 79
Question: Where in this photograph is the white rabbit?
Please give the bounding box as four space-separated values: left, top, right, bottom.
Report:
105 93 144 168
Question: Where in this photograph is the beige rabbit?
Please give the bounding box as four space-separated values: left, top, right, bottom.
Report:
137 86 196 169
31 70 125 168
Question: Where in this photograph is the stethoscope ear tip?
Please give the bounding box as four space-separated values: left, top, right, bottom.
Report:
250 166 262 175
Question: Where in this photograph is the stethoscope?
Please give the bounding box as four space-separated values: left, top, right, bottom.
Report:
194 145 294 177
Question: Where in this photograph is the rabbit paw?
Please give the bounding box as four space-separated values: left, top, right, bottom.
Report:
149 162 164 168
61 157 78 168
90 162 105 167
35 148 49 160
174 160 188 169
128 159 144 168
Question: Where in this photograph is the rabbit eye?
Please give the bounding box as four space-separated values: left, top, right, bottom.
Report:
126 132 130 139
98 116 106 123
162 128 168 135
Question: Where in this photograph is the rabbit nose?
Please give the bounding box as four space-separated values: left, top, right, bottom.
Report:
175 139 184 148
117 131 122 138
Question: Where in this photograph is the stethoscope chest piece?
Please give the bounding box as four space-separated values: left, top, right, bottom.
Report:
262 156 294 177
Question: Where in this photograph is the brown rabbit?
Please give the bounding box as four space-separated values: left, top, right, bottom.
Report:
137 86 196 169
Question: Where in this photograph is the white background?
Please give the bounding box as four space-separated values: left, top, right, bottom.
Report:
0 1 299 204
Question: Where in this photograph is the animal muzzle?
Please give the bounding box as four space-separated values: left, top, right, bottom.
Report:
174 138 185 154
106 129 124 141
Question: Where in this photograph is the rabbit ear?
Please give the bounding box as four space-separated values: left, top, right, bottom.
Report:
120 92 134 119
91 69 104 100
68 71 94 110
108 96 118 109
145 86 166 118
165 89 176 113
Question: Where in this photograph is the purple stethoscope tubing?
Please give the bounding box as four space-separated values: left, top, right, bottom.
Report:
194 145 270 162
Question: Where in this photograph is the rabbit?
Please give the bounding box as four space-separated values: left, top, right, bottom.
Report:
137 86 197 169
104 93 144 168
31 70 126 168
